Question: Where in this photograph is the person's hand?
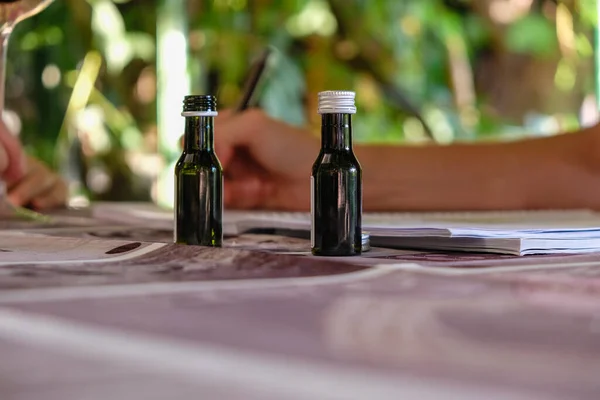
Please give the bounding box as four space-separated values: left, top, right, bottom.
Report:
0 120 25 183
216 109 319 210
7 155 67 210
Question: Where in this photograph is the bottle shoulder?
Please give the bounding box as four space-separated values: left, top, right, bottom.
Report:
175 151 223 171
312 150 361 171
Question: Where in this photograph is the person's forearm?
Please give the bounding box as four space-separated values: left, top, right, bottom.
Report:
355 127 600 211
355 142 526 211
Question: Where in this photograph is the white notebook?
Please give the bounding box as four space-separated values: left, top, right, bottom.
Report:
91 202 600 255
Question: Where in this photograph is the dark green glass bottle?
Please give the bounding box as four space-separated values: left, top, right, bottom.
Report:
311 90 362 256
174 95 223 246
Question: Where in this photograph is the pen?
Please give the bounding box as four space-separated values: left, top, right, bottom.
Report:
234 47 272 113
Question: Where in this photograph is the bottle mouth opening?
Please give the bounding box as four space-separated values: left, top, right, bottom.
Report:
318 90 356 114
183 95 217 112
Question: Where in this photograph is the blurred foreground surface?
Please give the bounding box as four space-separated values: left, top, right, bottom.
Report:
0 204 599 399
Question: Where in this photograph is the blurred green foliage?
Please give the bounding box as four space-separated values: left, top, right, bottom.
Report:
4 0 597 202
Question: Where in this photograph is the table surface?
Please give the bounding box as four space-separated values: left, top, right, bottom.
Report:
2 205 600 400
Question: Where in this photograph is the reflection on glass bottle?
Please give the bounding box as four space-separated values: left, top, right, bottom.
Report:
311 90 362 256
174 95 223 246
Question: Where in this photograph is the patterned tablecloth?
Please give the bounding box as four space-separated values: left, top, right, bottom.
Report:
1 205 600 400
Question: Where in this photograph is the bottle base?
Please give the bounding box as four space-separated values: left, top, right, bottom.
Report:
175 239 223 247
311 248 362 257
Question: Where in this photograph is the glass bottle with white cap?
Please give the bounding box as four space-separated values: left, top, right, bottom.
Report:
311 90 362 256
174 95 223 246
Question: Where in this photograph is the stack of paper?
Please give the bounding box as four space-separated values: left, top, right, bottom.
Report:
91 202 600 255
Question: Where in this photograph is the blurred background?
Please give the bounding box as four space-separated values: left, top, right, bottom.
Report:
4 0 598 208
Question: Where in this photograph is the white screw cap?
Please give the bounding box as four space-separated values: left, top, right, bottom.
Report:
318 90 356 114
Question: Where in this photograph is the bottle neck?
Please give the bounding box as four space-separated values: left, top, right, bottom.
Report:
183 116 214 152
320 113 353 151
